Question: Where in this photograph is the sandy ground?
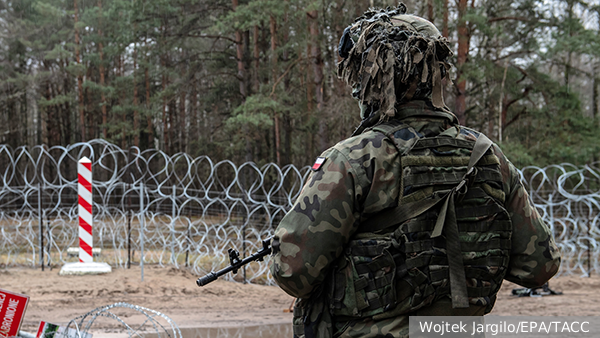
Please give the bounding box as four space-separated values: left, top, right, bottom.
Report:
1 265 294 335
2 265 600 336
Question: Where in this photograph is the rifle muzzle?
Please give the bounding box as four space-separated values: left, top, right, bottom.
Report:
196 272 218 287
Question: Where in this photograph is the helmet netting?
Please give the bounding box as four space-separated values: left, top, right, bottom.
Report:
338 4 453 120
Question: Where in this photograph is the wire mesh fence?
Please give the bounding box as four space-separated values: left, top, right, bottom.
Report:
1 139 599 284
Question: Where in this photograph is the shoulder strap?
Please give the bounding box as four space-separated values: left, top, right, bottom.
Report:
359 196 444 233
370 121 421 156
468 133 493 173
433 132 493 309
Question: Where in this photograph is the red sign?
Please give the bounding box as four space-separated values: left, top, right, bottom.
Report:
0 288 29 338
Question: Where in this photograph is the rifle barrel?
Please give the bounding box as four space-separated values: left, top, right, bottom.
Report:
196 239 272 287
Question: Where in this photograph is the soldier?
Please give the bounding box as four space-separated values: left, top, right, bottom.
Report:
270 4 561 338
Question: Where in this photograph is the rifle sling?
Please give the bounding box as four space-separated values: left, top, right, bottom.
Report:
360 196 444 233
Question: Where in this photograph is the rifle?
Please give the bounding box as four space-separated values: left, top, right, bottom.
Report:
196 238 272 287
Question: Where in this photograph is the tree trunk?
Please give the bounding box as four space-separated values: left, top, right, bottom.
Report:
43 84 51 145
305 42 314 113
442 0 449 38
191 79 198 145
97 0 107 139
303 39 315 160
427 0 434 22
243 30 251 95
595 11 600 124
253 25 260 93
61 59 73 144
594 73 598 120
233 0 247 99
455 0 469 125
85 65 94 139
565 0 574 90
333 0 347 98
232 0 252 162
161 25 170 153
497 61 509 142
133 42 139 147
307 10 327 152
179 50 187 153
270 14 281 165
162 66 169 153
169 99 177 153
43 62 59 146
283 0 292 165
120 54 127 149
52 81 67 145
145 37 154 147
74 0 85 141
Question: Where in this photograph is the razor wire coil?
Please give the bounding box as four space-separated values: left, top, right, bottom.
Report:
55 302 181 338
1 139 599 284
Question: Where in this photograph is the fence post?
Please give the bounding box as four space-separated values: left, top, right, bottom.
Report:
171 185 176 265
46 213 51 268
548 193 554 235
127 147 133 269
242 217 246 284
588 233 592 277
140 182 145 282
186 217 191 268
588 216 592 277
127 187 131 269
38 183 44 271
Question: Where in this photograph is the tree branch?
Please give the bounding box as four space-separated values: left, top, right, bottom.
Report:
505 87 531 110
493 50 534 62
270 57 302 98
488 16 528 23
504 107 527 129
164 34 238 43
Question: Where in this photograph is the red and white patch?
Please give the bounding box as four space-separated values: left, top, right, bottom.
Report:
311 157 327 171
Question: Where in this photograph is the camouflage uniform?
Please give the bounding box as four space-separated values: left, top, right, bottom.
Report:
270 101 560 337
270 4 560 338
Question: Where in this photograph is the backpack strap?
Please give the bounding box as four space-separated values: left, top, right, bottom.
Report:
432 133 493 237
434 132 492 309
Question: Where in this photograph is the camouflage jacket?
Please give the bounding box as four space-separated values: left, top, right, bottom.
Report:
270 100 561 337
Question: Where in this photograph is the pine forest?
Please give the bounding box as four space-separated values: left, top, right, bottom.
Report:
1 0 600 168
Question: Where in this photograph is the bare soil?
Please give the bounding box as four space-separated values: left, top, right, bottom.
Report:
2 266 599 335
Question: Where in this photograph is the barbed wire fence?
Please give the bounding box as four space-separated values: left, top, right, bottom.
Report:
1 139 599 284
520 163 600 276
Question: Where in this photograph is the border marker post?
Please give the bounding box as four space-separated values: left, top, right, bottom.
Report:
78 156 94 263
59 156 111 276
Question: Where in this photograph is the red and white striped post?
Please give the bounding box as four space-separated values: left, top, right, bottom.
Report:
78 156 93 263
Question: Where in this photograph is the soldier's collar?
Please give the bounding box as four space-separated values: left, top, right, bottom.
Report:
395 100 459 125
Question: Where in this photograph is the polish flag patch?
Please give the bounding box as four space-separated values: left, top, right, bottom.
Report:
311 157 327 171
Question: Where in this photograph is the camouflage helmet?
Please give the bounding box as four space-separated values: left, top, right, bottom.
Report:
338 3 453 121
390 13 442 39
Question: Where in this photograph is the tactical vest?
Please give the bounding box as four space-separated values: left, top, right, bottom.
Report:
328 120 512 319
